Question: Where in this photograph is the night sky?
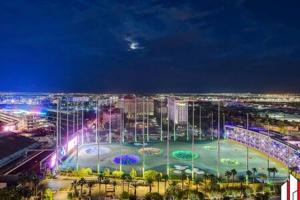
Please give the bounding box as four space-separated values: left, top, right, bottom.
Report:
1 0 300 93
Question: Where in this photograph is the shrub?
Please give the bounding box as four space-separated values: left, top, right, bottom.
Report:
112 170 124 178
145 192 163 200
43 188 53 200
120 191 130 199
144 170 158 180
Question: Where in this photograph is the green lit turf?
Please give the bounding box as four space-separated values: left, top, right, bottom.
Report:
61 139 288 178
172 150 198 161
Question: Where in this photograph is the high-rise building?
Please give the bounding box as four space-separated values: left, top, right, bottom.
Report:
0 109 48 131
168 97 188 124
118 95 154 119
101 107 121 129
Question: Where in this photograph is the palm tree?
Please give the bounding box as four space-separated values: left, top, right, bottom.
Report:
71 180 78 196
18 186 32 200
121 173 128 193
258 174 267 194
180 172 187 189
132 181 138 197
162 174 169 193
270 167 278 179
267 168 272 177
112 181 117 196
252 168 257 182
209 174 218 192
126 175 132 193
31 174 40 197
155 173 162 194
97 172 104 193
194 178 201 191
203 173 209 194
272 167 278 179
103 178 110 193
231 169 237 183
165 181 178 199
78 178 87 197
87 181 94 197
187 175 192 189
246 170 252 183
146 178 154 193
238 175 245 198
225 171 232 188
208 174 215 191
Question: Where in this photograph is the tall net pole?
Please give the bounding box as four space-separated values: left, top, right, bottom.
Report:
167 97 170 176
59 99 62 148
199 105 202 140
66 99 69 153
142 97 145 177
160 97 163 142
81 103 84 145
192 101 195 180
72 104 75 153
246 113 249 172
97 99 100 173
55 98 60 171
211 112 214 140
186 100 189 141
286 113 291 177
96 99 98 144
119 98 123 172
267 121 270 170
147 97 149 142
173 98 176 142
134 96 137 142
217 102 221 178
76 102 79 171
122 98 125 143
109 97 112 143
223 113 225 139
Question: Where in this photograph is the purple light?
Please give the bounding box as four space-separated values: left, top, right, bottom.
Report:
67 136 77 152
112 154 140 165
50 154 56 168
